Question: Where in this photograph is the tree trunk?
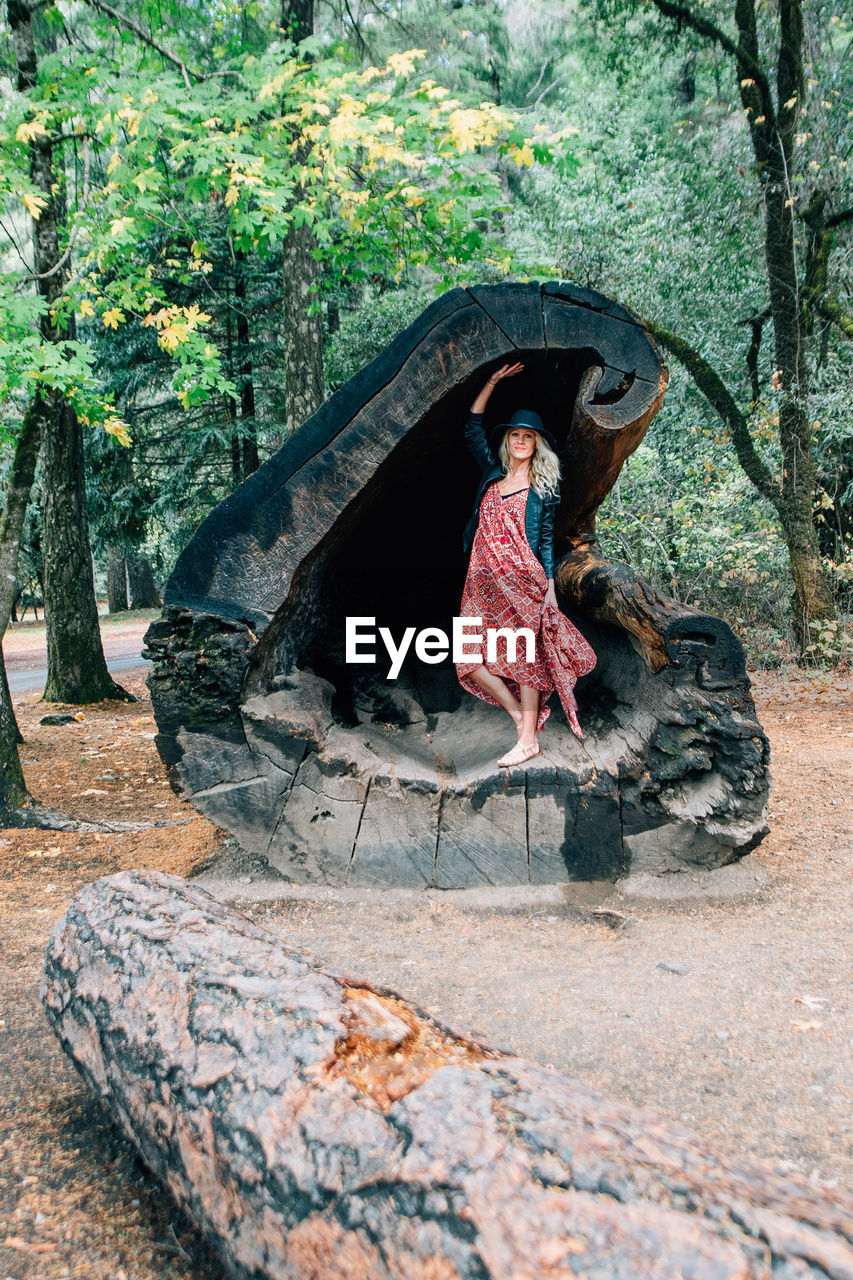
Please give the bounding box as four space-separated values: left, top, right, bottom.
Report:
0 660 28 813
0 395 45 809
9 0 132 705
648 0 836 649
730 0 832 643
236 253 259 476
282 220 324 438
106 546 128 613
280 0 312 41
42 399 132 701
280 0 324 438
761 159 833 642
127 553 160 609
44 870 853 1280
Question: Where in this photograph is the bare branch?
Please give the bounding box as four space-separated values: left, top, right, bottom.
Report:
643 317 780 510
826 206 853 229
82 0 193 89
646 0 773 107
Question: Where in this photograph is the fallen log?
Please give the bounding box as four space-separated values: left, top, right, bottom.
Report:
44 871 853 1280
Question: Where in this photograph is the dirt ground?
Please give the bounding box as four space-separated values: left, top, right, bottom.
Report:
0 665 851 1279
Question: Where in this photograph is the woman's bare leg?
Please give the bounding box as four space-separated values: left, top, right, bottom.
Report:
497 685 540 767
518 685 539 747
469 665 522 730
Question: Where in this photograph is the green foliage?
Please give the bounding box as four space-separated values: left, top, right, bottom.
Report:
2 0 851 667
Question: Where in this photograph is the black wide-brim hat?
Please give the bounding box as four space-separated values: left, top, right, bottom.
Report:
489 408 559 455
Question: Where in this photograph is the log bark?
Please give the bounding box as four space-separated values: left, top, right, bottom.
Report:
44 871 853 1280
147 282 769 885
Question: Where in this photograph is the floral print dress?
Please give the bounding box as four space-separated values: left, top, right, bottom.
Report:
455 481 596 738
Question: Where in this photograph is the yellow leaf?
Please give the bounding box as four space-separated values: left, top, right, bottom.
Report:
22 192 48 220
78 299 95 318
103 415 131 446
16 120 49 143
185 304 211 326
158 324 182 352
447 107 501 152
510 141 534 168
102 307 124 330
106 152 122 175
224 185 239 207
386 50 426 77
784 95 798 109
110 216 134 237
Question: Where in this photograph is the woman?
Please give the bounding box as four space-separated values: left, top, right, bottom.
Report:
456 362 596 766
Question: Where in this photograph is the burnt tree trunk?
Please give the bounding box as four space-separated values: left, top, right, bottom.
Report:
9 0 130 706
146 283 769 888
44 871 853 1280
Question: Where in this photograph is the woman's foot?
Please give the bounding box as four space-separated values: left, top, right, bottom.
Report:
497 740 540 768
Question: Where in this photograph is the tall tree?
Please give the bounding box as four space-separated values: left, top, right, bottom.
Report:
280 0 324 436
8 0 131 702
638 0 838 643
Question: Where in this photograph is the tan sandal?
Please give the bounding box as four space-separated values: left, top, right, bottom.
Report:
497 741 540 768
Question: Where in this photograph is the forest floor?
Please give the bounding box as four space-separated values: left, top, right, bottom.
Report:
0 663 851 1279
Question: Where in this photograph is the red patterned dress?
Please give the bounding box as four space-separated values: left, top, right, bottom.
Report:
456 481 596 738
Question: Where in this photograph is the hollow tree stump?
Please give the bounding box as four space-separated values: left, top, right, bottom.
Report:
145 282 769 888
43 872 853 1280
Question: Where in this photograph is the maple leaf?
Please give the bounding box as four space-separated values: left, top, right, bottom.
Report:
15 120 49 143
22 192 48 220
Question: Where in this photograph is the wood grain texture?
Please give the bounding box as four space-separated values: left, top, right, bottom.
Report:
44 871 853 1280
145 283 769 884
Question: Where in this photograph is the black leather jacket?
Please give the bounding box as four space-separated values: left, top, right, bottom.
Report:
462 412 557 579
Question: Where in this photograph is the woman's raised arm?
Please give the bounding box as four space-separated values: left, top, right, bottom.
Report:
470 361 524 415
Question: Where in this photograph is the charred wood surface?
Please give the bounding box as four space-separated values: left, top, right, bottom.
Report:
146 283 769 884
44 871 853 1280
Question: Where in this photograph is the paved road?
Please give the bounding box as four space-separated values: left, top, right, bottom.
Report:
8 653 150 694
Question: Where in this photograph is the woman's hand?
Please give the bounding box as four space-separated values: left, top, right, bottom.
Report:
544 580 559 611
471 362 524 414
488 361 524 386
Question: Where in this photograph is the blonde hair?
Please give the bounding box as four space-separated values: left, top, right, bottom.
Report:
497 429 561 501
